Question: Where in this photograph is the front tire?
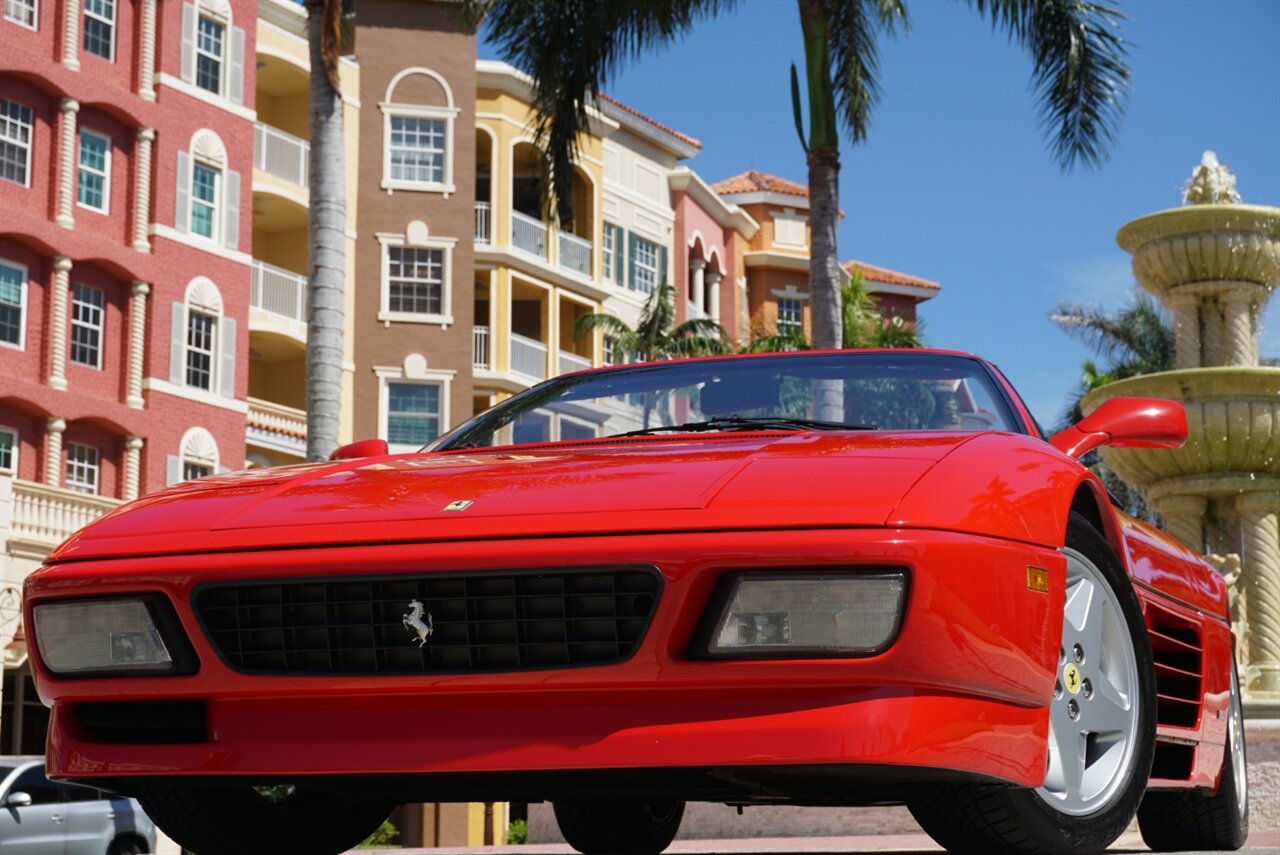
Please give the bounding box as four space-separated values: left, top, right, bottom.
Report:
136 784 394 855
907 512 1156 854
553 799 685 855
1137 660 1248 850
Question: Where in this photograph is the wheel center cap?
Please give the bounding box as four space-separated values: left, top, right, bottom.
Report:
1063 663 1083 695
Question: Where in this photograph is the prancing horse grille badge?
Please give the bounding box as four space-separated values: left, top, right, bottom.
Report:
402 599 434 647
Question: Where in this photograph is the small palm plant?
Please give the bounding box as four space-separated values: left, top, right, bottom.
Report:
574 282 731 363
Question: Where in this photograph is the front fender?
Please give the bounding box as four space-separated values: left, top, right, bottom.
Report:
887 433 1088 549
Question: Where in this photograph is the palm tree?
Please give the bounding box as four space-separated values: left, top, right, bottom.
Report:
574 282 731 363
472 0 1130 352
303 0 352 461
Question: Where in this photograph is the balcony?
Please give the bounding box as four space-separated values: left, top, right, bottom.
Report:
475 202 491 244
510 332 548 382
246 397 308 458
558 350 591 376
473 325 490 370
511 210 548 258
254 122 310 187
2 476 121 552
558 232 592 277
251 260 307 325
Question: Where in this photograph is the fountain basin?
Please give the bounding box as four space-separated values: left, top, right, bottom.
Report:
1116 205 1280 296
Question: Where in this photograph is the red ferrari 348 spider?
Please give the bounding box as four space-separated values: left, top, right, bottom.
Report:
24 350 1246 855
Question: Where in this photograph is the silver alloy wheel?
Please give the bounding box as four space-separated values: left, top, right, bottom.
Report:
1037 547 1141 816
1230 664 1248 823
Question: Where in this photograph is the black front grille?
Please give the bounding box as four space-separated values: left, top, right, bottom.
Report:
194 568 661 674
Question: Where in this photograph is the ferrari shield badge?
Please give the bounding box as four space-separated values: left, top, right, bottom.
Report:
1063 663 1083 695
402 599 434 647
443 500 474 513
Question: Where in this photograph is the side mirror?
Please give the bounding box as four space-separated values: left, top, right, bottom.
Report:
328 439 389 461
4 791 33 807
1049 397 1187 459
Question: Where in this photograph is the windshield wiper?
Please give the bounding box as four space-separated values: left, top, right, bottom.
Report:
610 416 877 438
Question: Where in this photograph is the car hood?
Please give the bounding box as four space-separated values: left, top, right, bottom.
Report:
48 432 980 562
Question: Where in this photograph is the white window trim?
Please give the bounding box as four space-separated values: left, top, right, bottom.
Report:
0 425 17 473
777 296 803 334
0 98 33 189
179 425 220 480
601 223 616 282
772 209 808 250
65 442 100 495
376 231 457 326
374 366 455 454
4 0 38 30
189 157 222 244
70 282 105 369
380 104 459 195
184 307 218 392
76 128 111 213
83 0 115 61
194 13 226 97
0 257 27 351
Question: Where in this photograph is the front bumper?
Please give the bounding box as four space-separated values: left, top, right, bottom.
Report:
27 528 1065 792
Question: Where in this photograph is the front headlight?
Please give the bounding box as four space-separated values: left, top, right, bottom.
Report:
32 598 193 676
699 572 907 659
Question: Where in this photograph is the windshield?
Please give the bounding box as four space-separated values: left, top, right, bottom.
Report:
438 352 1022 450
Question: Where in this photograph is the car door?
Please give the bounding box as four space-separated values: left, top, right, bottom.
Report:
0 763 67 855
60 783 113 855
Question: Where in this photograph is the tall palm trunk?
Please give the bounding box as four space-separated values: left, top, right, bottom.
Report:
304 0 346 461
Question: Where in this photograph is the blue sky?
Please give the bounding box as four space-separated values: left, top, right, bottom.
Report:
479 0 1280 427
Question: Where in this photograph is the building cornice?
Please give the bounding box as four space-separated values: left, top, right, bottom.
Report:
476 60 618 136
743 251 810 272
669 168 759 239
718 190 810 211
864 280 940 303
597 99 699 161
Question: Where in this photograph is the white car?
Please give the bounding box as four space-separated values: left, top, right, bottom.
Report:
1 757 157 855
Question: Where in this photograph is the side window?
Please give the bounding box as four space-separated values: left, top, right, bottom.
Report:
10 766 61 805
178 2 245 105
0 426 17 472
82 0 115 61
61 783 103 802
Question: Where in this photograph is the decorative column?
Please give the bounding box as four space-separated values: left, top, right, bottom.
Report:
45 418 66 487
1239 491 1280 695
138 0 157 101
127 281 150 408
49 257 72 390
705 271 722 323
61 0 81 70
1155 494 1207 554
123 436 144 501
1222 287 1257 367
1170 289 1201 370
132 128 155 252
689 258 706 316
56 99 80 229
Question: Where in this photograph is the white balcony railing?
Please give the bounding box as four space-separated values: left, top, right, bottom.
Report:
558 231 592 276
558 350 591 376
474 202 491 244
510 332 548 381
254 122 310 187
246 397 307 458
511 210 548 258
251 260 307 324
6 477 121 550
473 325 490 370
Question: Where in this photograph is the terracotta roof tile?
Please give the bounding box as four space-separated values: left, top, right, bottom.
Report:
597 93 701 150
712 170 809 198
844 259 941 291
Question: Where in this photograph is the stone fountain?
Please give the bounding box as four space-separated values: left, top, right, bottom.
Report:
1082 152 1280 703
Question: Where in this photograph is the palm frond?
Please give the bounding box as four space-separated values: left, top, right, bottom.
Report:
825 0 908 144
1050 292 1172 369
573 311 635 342
742 331 812 353
967 0 1130 170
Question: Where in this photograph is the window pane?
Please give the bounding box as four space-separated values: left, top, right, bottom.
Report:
183 461 213 481
633 237 658 293
71 283 104 367
4 0 37 28
389 116 446 185
0 429 14 471
195 17 224 94
387 382 440 445
0 261 23 346
191 163 217 239
65 443 99 494
77 132 109 210
185 311 216 390
777 298 802 335
0 98 33 186
387 246 444 315
83 0 114 59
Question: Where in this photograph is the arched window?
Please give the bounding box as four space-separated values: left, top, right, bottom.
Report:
169 426 220 485
169 276 235 398
178 0 245 105
380 67 457 195
175 129 240 250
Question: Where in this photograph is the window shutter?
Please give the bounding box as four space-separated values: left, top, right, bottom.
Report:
229 26 246 105
222 168 240 250
219 316 236 398
175 151 191 233
179 3 195 84
169 302 185 384
659 245 669 289
166 455 182 486
627 232 638 291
